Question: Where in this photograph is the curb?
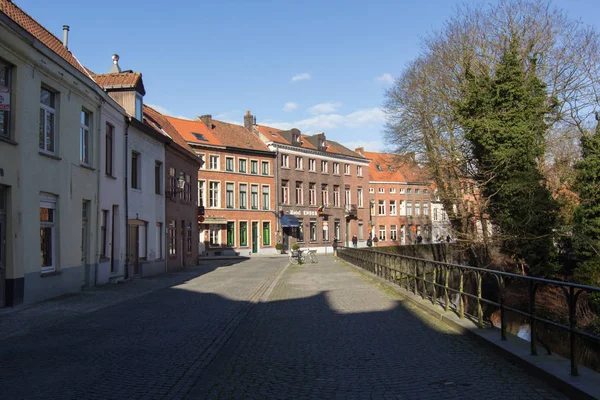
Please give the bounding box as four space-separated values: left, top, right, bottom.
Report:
339 258 600 400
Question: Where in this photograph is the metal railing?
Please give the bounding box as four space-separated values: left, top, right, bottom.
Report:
337 246 600 376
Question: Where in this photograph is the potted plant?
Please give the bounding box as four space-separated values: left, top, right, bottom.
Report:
275 243 284 254
291 243 300 251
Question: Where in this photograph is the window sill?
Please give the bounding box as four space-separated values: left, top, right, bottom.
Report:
0 136 18 146
105 174 117 180
80 163 95 171
39 151 62 161
41 270 61 277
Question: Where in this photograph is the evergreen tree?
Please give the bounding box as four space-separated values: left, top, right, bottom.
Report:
455 39 559 276
572 118 600 286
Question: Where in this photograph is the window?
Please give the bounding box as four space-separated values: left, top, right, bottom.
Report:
334 220 341 241
378 200 385 215
369 188 375 194
415 189 420 194
424 189 429 194
358 221 364 240
423 202 429 216
322 222 329 241
399 188 405 194
251 185 259 209
226 183 234 208
168 167 176 197
250 160 258 174
186 222 192 253
198 180 205 207
321 160 328 173
40 194 57 273
168 220 177 256
135 93 143 120
379 225 386 241
357 187 363 208
333 162 340 175
295 182 303 205
378 188 384 193
39 87 56 153
281 154 289 168
357 166 363 176
0 61 12 138
434 208 438 221
239 221 248 246
375 164 383 171
309 183 316 205
295 156 303 170
131 152 140 189
407 201 412 216
370 201 375 216
308 159 316 172
321 184 328 206
209 155 219 170
281 180 289 204
390 225 398 241
198 154 206 169
333 185 340 207
209 225 220 246
345 186 351 207
154 162 162 195
80 110 91 165
209 181 220 208
390 188 396 194
344 164 350 175
239 158 247 173
261 161 269 175
262 185 270 210
225 157 234 172
239 184 247 209
390 200 397 216
227 222 235 247
407 188 412 194
310 220 317 242
185 174 192 201
105 124 114 176
263 222 271 246
298 219 305 242
415 201 421 216
156 222 163 260
100 210 108 258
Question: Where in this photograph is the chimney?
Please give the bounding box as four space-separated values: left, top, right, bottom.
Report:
110 54 122 74
197 115 212 128
244 110 255 131
62 25 70 49
355 147 364 156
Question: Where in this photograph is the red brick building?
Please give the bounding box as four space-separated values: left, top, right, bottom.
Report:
360 150 433 245
166 114 277 256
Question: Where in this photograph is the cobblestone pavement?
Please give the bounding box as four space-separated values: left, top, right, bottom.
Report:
189 256 565 400
1 256 565 400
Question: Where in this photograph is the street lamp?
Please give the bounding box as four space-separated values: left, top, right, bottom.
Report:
166 172 186 200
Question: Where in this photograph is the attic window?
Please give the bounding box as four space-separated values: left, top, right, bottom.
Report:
375 164 383 171
388 165 395 171
192 132 208 141
294 134 300 144
270 131 277 136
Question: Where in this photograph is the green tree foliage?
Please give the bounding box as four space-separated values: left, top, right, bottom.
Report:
455 40 559 276
572 119 600 286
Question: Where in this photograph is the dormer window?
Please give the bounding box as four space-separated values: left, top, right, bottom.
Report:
135 93 143 120
375 164 383 171
319 138 326 149
293 133 301 144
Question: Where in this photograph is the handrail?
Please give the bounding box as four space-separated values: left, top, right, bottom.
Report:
336 246 600 377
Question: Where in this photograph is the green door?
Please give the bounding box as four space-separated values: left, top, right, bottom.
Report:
252 222 258 253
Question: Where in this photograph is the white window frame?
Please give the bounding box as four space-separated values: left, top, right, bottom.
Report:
309 183 316 206
357 166 363 176
321 184 329 206
250 159 259 175
281 180 289 204
423 202 429 216
379 225 386 241
225 181 235 209
198 180 206 207
310 220 317 242
80 109 91 166
378 200 386 216
321 160 328 173
281 154 289 168
251 184 259 210
209 155 220 170
239 183 248 209
390 225 398 241
390 200 397 216
295 156 303 170
295 182 303 205
225 156 235 172
378 188 384 193
333 186 340 207
262 185 270 210
344 164 350 175
261 160 270 175
198 153 206 169
209 224 221 247
369 188 375 194
333 162 340 175
135 93 143 120
40 193 57 273
345 187 351 206
308 159 316 172
238 157 248 173
209 181 220 208
39 87 57 154
357 187 363 208
390 188 396 194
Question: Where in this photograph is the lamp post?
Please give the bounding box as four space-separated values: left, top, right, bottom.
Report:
369 199 375 238
167 172 186 200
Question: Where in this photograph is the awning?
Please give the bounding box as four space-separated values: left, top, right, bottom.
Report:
202 217 228 224
281 214 300 227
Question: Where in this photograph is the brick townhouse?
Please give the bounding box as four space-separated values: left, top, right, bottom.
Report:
251 113 371 251
360 150 434 245
165 113 278 256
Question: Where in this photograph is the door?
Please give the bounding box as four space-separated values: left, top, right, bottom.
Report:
128 225 140 276
251 222 258 253
110 206 117 273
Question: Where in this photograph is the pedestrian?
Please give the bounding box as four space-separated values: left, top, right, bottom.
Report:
446 235 451 243
373 236 379 246
366 235 373 247
332 238 338 256
352 235 358 248
416 234 423 244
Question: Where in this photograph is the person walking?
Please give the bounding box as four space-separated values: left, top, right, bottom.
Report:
332 238 338 256
352 235 358 248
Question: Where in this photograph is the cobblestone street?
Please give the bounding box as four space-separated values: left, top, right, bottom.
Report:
0 256 564 399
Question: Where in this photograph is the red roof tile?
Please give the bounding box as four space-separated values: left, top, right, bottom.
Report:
164 116 223 147
0 0 90 77
143 105 199 161
210 120 272 152
364 151 429 183
91 72 142 89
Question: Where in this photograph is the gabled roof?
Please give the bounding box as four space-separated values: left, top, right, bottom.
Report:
256 124 291 145
164 116 223 148
363 151 430 183
143 105 200 163
0 0 90 77
209 120 272 152
91 72 143 91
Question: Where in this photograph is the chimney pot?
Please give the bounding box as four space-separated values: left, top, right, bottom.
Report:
62 25 70 49
355 146 364 156
110 54 122 73
197 115 212 128
244 111 255 131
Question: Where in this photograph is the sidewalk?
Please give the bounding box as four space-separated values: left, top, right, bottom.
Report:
0 262 222 342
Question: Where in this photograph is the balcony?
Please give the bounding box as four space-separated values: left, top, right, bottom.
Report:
344 204 358 218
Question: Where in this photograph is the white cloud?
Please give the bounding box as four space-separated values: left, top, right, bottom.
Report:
342 139 384 152
291 72 311 82
376 73 394 84
283 102 298 112
308 102 342 115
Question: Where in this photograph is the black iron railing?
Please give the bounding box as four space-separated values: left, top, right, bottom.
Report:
337 246 600 376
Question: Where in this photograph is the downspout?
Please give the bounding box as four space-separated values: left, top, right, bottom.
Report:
94 97 103 287
274 146 280 240
124 118 130 280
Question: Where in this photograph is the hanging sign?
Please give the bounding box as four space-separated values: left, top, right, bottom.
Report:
0 87 9 111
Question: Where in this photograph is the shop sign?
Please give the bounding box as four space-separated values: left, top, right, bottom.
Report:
0 87 9 111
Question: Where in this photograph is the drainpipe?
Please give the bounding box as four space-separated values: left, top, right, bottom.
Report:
274 146 280 240
94 97 103 287
124 118 130 280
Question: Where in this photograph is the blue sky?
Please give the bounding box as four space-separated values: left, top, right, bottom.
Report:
13 0 600 152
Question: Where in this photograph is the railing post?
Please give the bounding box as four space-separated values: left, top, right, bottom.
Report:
432 266 437 306
569 286 579 376
459 272 464 319
499 277 506 341
444 267 450 313
413 260 418 296
477 272 483 328
529 281 538 356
